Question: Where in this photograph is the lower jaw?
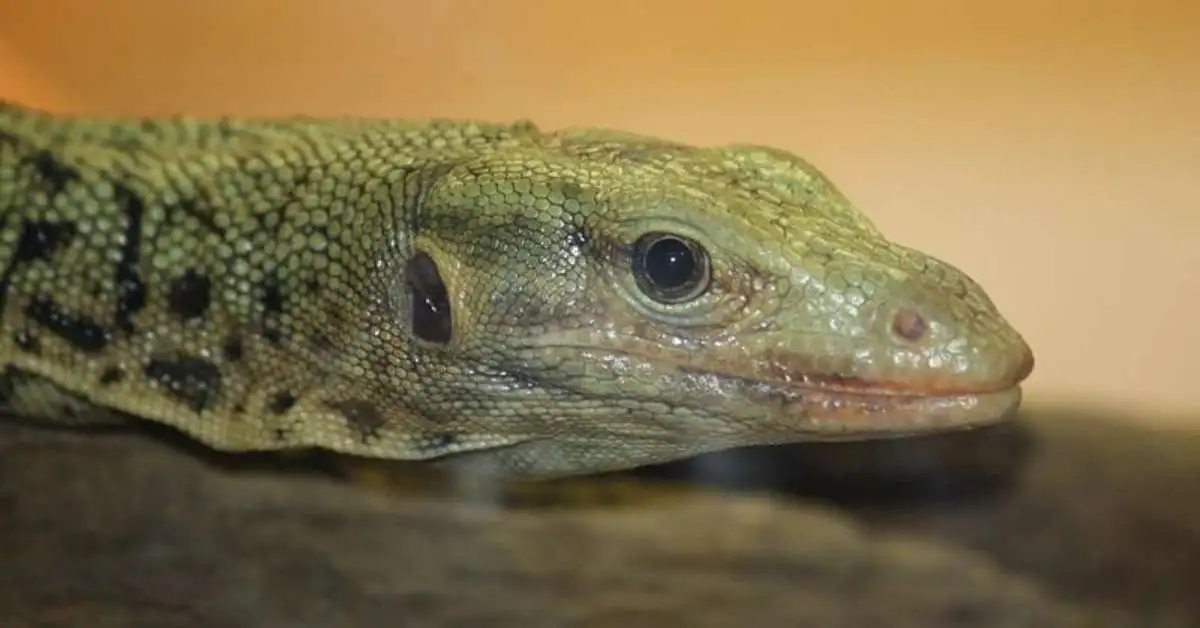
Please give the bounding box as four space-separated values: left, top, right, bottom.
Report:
745 383 1024 441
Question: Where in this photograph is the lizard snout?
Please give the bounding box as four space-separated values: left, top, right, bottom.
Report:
870 296 1035 397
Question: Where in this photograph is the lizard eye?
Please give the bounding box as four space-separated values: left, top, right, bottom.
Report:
631 232 711 304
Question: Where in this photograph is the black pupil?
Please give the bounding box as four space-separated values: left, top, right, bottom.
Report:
644 237 696 289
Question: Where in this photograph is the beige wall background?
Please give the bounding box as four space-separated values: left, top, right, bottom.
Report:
1 0 1196 428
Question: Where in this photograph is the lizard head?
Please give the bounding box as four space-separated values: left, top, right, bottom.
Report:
381 129 1033 478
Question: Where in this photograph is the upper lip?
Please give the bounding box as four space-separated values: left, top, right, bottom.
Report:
742 343 1035 399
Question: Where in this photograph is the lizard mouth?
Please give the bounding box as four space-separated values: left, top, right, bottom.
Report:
661 344 1031 439
531 344 1026 441
734 376 1024 439
641 353 1024 440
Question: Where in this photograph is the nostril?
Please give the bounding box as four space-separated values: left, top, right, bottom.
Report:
892 309 928 342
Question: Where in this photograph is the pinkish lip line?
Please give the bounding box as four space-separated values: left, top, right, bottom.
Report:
786 373 1018 398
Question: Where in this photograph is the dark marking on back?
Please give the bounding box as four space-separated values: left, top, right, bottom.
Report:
267 390 297 415
222 336 245 362
24 150 80 196
260 274 287 345
99 366 124 385
25 296 110 353
143 355 223 413
15 220 77 263
405 251 452 345
167 269 212 321
262 327 283 345
0 217 77 313
112 183 147 334
262 275 286 313
12 329 40 355
327 399 385 442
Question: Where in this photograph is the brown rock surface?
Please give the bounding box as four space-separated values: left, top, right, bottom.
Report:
0 407 1194 627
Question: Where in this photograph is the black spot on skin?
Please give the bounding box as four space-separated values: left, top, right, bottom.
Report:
167 269 212 321
25 296 110 353
143 355 223 413
99 366 124 385
25 150 80 196
233 403 246 415
222 336 244 362
0 217 78 313
262 327 283 345
262 276 285 314
419 432 458 454
15 220 77 263
260 275 287 345
327 399 385 442
112 184 147 334
303 277 320 293
12 330 40 355
268 391 296 415
404 251 452 344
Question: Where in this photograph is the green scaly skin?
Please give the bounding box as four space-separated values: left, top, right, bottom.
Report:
0 101 1033 479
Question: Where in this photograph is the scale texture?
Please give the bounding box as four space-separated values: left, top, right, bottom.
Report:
0 101 1033 478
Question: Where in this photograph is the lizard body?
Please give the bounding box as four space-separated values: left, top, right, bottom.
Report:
0 101 1033 478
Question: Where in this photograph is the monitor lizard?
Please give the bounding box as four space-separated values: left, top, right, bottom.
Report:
0 101 1034 480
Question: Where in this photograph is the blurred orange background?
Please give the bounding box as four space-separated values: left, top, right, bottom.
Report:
1 0 1196 427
